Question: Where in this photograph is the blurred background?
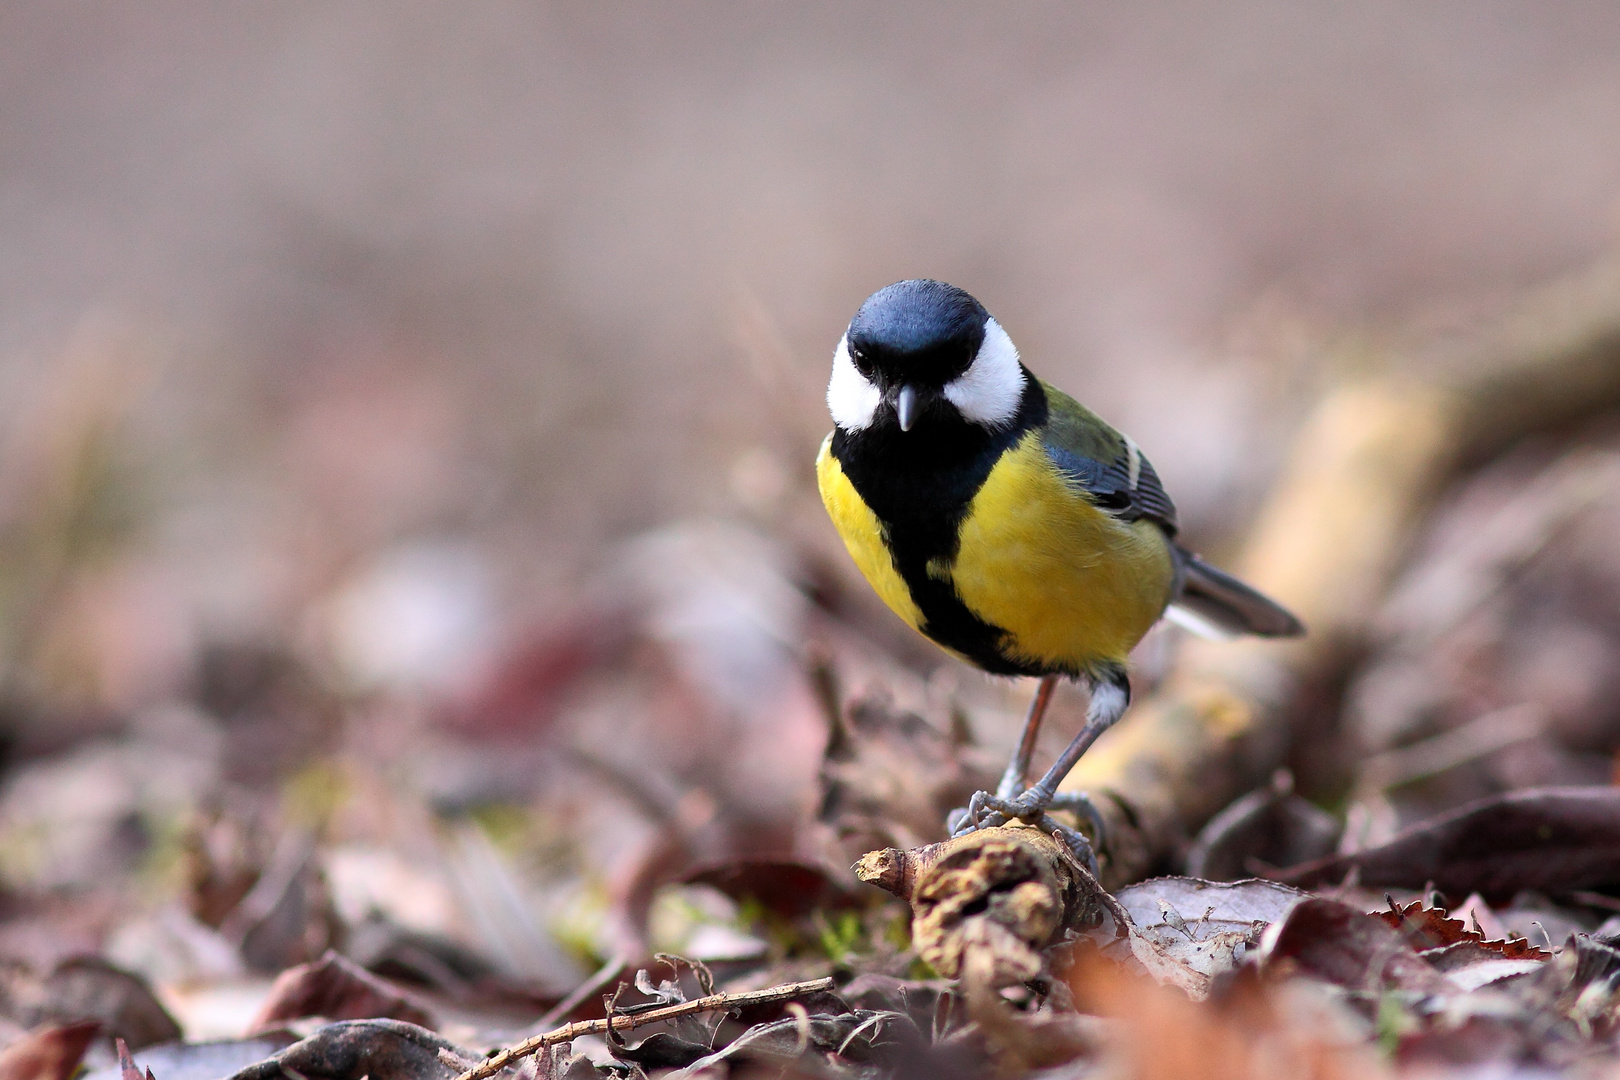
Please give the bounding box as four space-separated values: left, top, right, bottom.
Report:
4 0 1620 1053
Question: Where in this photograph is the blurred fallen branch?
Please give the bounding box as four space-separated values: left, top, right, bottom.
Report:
450 976 835 1080
1065 258 1620 884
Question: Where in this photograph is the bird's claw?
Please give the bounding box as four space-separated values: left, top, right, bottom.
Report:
952 788 1057 829
947 787 1103 876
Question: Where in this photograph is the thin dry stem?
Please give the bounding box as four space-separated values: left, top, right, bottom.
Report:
451 977 835 1080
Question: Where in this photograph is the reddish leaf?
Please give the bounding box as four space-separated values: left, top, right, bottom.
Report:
1375 899 1549 962
437 614 628 742
250 951 435 1032
1256 897 1452 995
1069 952 1385 1078
0 1022 99 1080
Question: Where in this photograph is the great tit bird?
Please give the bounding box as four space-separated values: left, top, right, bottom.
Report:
816 279 1303 867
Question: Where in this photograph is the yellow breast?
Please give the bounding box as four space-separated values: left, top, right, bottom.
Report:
817 430 1175 676
949 431 1174 670
816 435 926 632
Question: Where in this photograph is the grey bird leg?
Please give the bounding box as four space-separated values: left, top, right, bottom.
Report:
1007 677 1128 814
994 675 1059 800
949 675 1130 872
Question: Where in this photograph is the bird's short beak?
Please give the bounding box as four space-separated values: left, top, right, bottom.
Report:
895 384 918 432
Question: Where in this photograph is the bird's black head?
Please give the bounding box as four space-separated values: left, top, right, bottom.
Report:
829 279 1029 434
847 280 988 389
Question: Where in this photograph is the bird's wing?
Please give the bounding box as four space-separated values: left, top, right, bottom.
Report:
1039 382 1179 535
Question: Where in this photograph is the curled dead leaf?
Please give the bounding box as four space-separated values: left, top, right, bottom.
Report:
857 827 1093 981
1376 899 1549 963
223 1019 472 1080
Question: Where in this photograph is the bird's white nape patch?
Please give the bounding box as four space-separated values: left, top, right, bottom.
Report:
826 335 881 431
942 318 1025 428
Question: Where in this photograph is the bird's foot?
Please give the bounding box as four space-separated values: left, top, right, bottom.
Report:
946 788 1101 876
1045 791 1109 849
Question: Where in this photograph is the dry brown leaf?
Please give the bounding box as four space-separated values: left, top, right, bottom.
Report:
1103 877 1307 994
7 959 180 1052
222 1019 470 1080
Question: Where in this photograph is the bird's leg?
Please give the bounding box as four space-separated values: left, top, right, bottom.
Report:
949 674 1130 866
994 675 1059 800
946 675 1057 836
1007 675 1129 816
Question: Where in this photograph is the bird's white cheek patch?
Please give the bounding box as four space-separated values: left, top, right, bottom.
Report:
827 336 881 431
943 318 1025 428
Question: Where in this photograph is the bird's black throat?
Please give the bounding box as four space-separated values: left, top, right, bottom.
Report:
830 375 1050 676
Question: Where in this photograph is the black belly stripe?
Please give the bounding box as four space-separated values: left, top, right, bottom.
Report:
831 380 1059 677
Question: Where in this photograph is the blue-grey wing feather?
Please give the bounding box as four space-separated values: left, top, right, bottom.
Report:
1042 441 1179 535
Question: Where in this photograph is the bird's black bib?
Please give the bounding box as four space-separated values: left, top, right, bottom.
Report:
829 379 1051 676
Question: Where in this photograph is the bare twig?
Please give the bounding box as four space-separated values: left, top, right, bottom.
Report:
1050 834 1130 942
453 977 835 1080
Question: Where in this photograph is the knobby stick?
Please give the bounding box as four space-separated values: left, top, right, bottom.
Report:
451 977 836 1080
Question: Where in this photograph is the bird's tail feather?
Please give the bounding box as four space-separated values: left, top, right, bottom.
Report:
1168 547 1305 639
